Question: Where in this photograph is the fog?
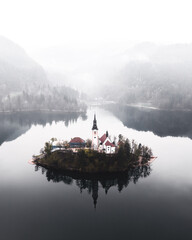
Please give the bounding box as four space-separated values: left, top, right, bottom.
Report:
1 0 192 111
1 32 192 111
29 41 192 110
1 0 192 49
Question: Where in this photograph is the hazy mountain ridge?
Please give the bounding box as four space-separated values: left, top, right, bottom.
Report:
31 43 129 93
0 36 86 112
32 42 192 110
103 43 192 110
0 36 47 95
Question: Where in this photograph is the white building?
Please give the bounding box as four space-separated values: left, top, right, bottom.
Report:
91 115 116 154
99 131 116 154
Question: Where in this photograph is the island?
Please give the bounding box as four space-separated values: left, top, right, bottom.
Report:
32 114 155 173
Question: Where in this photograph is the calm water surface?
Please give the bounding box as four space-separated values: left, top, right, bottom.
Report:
0 107 192 240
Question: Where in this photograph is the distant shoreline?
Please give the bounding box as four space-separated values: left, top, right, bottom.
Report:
0 109 86 114
91 100 192 112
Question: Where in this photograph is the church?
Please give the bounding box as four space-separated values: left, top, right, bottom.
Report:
92 114 116 154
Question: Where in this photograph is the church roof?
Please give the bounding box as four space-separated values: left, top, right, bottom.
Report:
105 140 115 147
69 137 85 144
99 134 106 143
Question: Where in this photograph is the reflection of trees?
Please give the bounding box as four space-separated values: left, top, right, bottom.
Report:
35 165 151 208
104 103 192 139
0 111 87 145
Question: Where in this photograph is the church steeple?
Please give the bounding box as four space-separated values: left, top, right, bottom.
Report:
92 114 98 130
92 114 99 150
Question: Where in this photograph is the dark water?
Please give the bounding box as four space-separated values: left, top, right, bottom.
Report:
0 107 192 240
0 111 86 145
104 103 192 139
35 165 151 208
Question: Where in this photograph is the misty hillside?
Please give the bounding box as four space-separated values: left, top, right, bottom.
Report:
31 44 127 92
0 36 86 112
0 36 47 95
102 43 192 110
32 42 192 110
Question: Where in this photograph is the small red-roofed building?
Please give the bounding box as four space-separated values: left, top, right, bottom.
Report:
69 137 86 148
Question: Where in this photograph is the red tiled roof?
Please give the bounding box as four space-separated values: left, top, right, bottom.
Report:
69 137 85 143
99 134 106 143
105 140 115 147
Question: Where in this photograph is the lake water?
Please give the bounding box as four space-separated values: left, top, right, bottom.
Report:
0 106 192 240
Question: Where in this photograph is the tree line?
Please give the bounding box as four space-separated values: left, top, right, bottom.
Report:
0 85 86 112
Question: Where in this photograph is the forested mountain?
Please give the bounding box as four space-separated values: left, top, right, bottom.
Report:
102 43 192 110
0 36 86 112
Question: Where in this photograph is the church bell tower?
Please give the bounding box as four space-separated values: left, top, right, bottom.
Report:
92 114 99 150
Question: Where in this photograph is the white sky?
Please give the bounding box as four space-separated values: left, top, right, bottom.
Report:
0 0 192 51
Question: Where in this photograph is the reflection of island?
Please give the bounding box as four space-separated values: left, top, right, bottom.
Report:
0 111 87 145
105 104 192 139
35 165 151 208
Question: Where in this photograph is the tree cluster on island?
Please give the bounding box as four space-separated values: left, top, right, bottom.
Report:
34 135 153 173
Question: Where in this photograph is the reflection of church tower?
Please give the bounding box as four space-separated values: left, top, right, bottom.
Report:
92 180 99 209
92 114 99 150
